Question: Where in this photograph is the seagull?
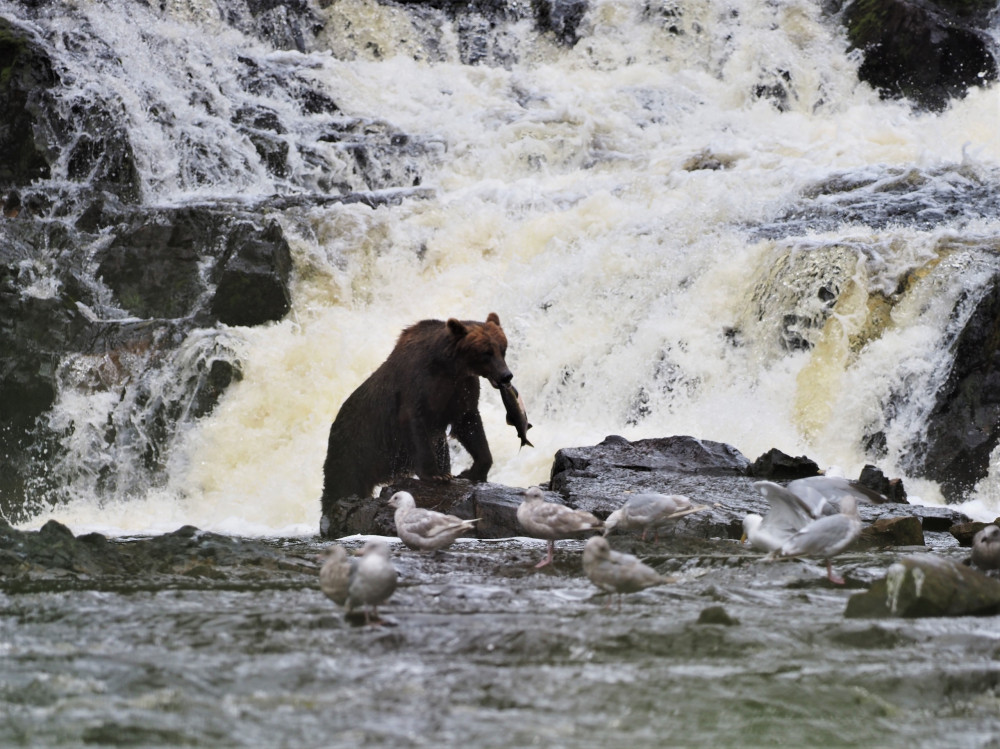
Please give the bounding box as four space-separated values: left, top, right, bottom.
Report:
516 486 604 568
604 492 709 541
318 544 353 607
388 491 478 552
582 536 675 609
768 496 863 584
319 540 398 624
971 525 1000 572
744 476 882 552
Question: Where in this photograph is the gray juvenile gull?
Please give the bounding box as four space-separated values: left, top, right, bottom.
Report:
516 486 604 568
744 476 882 552
318 544 354 607
388 490 478 552
319 539 398 624
582 536 675 609
768 495 863 584
971 525 1000 572
604 492 709 541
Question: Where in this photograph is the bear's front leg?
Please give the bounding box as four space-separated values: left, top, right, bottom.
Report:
452 410 493 482
407 420 452 481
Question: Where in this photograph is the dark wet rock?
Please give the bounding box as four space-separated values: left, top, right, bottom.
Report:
950 520 994 547
394 0 590 64
755 166 1000 240
857 464 907 502
913 271 1000 501
0 18 55 188
96 205 291 325
828 622 915 649
534 0 589 46
0 520 318 589
852 502 968 533
855 516 924 549
843 0 999 111
0 18 140 204
696 605 739 626
224 0 323 52
845 554 1000 618
1 200 291 516
748 448 820 480
208 218 292 326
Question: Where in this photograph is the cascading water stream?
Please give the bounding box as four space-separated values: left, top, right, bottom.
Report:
4 0 999 535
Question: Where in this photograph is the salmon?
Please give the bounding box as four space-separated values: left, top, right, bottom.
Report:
500 382 533 448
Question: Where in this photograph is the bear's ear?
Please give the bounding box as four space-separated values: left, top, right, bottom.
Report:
486 312 501 326
447 318 469 338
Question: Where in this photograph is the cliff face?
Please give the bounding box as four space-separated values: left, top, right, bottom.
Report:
0 16 295 518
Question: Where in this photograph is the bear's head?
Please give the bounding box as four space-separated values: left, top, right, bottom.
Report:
448 312 512 388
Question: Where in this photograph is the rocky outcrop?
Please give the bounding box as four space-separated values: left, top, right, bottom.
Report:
0 518 316 588
843 0 998 111
0 19 140 204
93 205 292 326
323 435 971 545
914 272 1000 501
0 18 55 189
0 200 293 518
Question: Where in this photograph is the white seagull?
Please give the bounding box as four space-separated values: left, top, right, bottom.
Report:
388 491 477 552
516 486 604 568
582 536 675 609
318 540 398 624
744 476 881 552
768 496 863 584
604 492 709 541
971 524 1000 572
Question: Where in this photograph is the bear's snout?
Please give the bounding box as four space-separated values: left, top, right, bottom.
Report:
488 369 513 389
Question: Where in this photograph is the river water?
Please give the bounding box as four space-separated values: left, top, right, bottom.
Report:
4 532 999 748
2 0 1000 745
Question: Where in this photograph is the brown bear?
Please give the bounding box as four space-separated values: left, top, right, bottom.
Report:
320 312 513 536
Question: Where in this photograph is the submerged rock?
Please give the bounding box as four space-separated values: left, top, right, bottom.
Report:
696 605 740 626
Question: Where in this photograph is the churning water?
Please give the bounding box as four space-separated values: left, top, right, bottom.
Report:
6 0 1000 535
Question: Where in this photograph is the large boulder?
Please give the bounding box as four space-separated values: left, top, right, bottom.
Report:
0 18 55 188
95 206 292 325
913 271 1000 501
843 0 998 111
846 555 1000 617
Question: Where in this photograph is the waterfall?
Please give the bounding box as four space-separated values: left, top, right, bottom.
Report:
3 0 998 534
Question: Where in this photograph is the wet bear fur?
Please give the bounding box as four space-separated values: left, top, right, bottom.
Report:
320 313 512 535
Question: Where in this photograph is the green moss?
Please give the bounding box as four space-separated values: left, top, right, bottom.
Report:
0 19 30 87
